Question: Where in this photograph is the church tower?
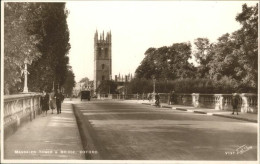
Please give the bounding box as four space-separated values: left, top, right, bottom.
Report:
94 30 112 93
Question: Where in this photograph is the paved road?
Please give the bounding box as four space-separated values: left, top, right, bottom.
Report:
73 100 257 161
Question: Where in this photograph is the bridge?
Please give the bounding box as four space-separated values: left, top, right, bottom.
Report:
3 92 258 161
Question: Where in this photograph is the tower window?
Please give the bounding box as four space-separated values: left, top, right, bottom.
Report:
102 64 105 69
102 75 105 81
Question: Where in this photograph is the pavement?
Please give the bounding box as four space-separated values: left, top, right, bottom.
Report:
4 102 85 160
122 99 258 123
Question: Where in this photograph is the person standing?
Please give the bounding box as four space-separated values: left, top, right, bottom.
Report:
49 90 56 114
155 93 160 107
232 93 239 115
170 90 175 105
55 89 64 114
40 90 49 116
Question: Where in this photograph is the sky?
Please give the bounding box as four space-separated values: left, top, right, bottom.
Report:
66 1 257 82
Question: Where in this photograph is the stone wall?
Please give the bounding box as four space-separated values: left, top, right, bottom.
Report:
4 93 42 139
108 93 258 114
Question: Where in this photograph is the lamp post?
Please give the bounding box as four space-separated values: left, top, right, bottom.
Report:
152 76 156 94
151 75 156 102
22 58 30 93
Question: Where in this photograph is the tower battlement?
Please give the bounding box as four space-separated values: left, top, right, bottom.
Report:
94 30 112 43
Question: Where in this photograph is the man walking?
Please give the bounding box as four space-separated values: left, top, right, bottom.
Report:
55 89 64 114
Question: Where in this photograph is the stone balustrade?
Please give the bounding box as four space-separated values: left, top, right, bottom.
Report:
4 93 42 138
108 93 258 114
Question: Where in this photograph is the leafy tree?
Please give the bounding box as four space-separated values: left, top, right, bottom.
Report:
192 3 258 92
4 3 42 94
135 42 196 80
207 33 238 80
96 80 118 94
63 67 76 96
234 3 258 88
27 3 71 92
193 38 214 78
4 3 71 94
206 3 258 92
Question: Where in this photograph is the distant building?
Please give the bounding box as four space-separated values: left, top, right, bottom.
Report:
94 30 112 94
114 73 133 82
72 82 84 97
114 73 133 94
73 80 94 97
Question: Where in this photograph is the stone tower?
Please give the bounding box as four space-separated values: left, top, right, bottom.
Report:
94 30 112 93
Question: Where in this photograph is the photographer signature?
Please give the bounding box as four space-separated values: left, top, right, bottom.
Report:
225 145 253 155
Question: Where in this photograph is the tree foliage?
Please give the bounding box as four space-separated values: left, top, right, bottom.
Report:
193 3 258 92
135 3 258 93
4 3 42 94
135 42 196 80
28 3 70 92
4 3 71 94
63 68 76 96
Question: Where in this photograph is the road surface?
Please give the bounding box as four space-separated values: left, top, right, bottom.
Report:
73 100 257 160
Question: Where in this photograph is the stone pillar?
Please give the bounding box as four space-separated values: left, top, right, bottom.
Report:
240 93 257 113
214 94 224 110
240 93 248 113
192 93 199 107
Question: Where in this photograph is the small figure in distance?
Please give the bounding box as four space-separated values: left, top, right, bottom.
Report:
49 89 56 114
41 90 49 116
155 93 160 107
232 93 239 115
170 90 175 105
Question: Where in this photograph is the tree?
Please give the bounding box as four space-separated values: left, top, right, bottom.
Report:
205 3 258 92
63 68 76 97
234 3 258 89
78 77 90 89
4 3 71 94
207 33 238 80
4 3 42 94
193 38 214 78
135 42 196 80
27 3 71 92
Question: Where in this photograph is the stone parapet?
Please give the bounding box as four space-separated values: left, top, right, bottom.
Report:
109 93 258 114
4 93 42 139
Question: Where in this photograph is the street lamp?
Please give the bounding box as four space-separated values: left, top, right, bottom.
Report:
152 76 156 94
22 58 30 93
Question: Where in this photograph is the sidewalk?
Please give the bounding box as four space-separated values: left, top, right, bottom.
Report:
127 100 258 123
4 102 85 160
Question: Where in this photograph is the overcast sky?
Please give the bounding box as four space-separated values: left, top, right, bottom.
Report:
66 1 257 82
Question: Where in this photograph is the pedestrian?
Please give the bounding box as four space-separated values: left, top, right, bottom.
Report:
55 89 64 114
148 93 152 102
170 90 175 105
49 89 56 114
232 93 239 115
155 93 160 107
40 90 49 116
